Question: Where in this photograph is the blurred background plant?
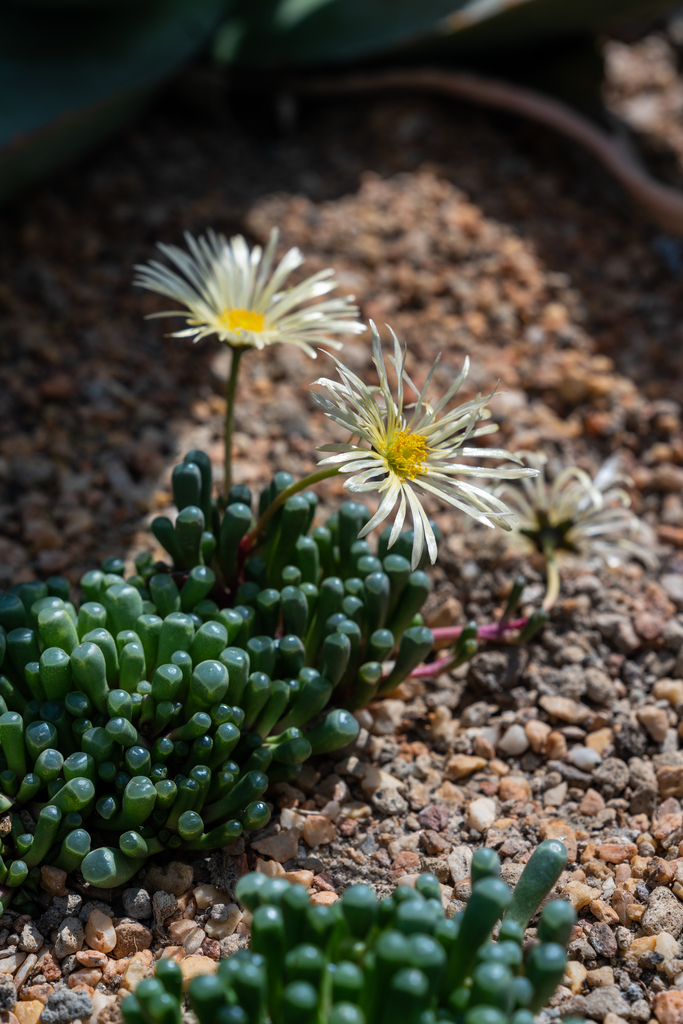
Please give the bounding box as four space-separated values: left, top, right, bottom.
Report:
0 0 675 205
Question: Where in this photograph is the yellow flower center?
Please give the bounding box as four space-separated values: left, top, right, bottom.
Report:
218 308 265 333
385 430 428 480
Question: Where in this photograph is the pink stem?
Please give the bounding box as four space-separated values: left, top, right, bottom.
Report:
430 616 527 642
408 615 529 678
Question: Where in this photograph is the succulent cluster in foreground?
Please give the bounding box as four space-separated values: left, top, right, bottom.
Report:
121 840 577 1024
0 460 435 899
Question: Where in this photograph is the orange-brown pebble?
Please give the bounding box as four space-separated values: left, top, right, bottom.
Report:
567 869 586 882
168 921 199 945
472 735 495 760
38 867 67 897
14 1002 43 1024
302 816 336 848
637 706 669 744
585 728 614 755
283 870 315 888
102 959 128 986
112 921 153 959
193 884 226 911
562 880 598 910
657 766 683 801
540 821 577 862
19 987 52 1005
498 775 530 803
75 950 108 969
614 892 635 928
545 732 568 759
631 855 651 878
580 790 605 816
445 755 487 780
586 966 614 988
603 1014 629 1024
581 842 596 864
590 900 619 924
563 961 586 995
582 860 614 881
309 891 339 906
38 956 60 984
525 719 551 754
121 952 153 992
654 816 683 845
179 955 217 988
655 989 683 1024
630 935 657 959
67 969 103 989
159 947 186 963
597 843 637 863
647 858 676 885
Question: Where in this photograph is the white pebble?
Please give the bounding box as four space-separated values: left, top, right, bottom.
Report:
497 725 529 757
568 745 602 770
466 796 497 832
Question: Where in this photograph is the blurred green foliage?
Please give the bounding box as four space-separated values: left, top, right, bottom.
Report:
0 0 673 201
216 0 672 67
0 0 229 202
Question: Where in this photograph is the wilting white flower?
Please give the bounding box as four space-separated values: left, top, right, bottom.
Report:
495 451 658 569
310 323 538 570
134 227 365 357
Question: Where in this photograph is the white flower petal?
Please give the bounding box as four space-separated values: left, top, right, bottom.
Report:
135 228 364 353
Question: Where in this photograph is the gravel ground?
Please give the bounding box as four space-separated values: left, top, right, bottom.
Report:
2 25 683 1024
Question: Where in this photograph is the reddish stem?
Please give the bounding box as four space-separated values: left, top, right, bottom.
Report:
430 616 527 642
409 615 529 678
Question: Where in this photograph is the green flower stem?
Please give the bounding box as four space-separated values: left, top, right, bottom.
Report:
224 347 243 500
241 466 341 555
542 548 561 612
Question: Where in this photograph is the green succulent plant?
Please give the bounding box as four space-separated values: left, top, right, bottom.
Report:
121 840 580 1024
0 462 435 903
148 449 438 701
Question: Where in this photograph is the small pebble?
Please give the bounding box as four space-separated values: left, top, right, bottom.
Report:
66 969 101 990
17 925 42 956
497 724 529 756
53 920 83 961
122 888 152 921
465 797 496 832
302 816 336 848
15 1003 43 1024
113 921 153 960
152 892 178 928
192 885 226 911
580 789 606 816
144 862 193 897
0 976 16 1010
38 869 67 898
204 905 242 940
179 956 218 986
568 745 602 770
84 909 115 954
39 989 93 1024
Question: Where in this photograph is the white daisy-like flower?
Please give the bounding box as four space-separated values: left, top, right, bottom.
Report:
310 322 539 570
495 451 658 569
134 227 365 357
